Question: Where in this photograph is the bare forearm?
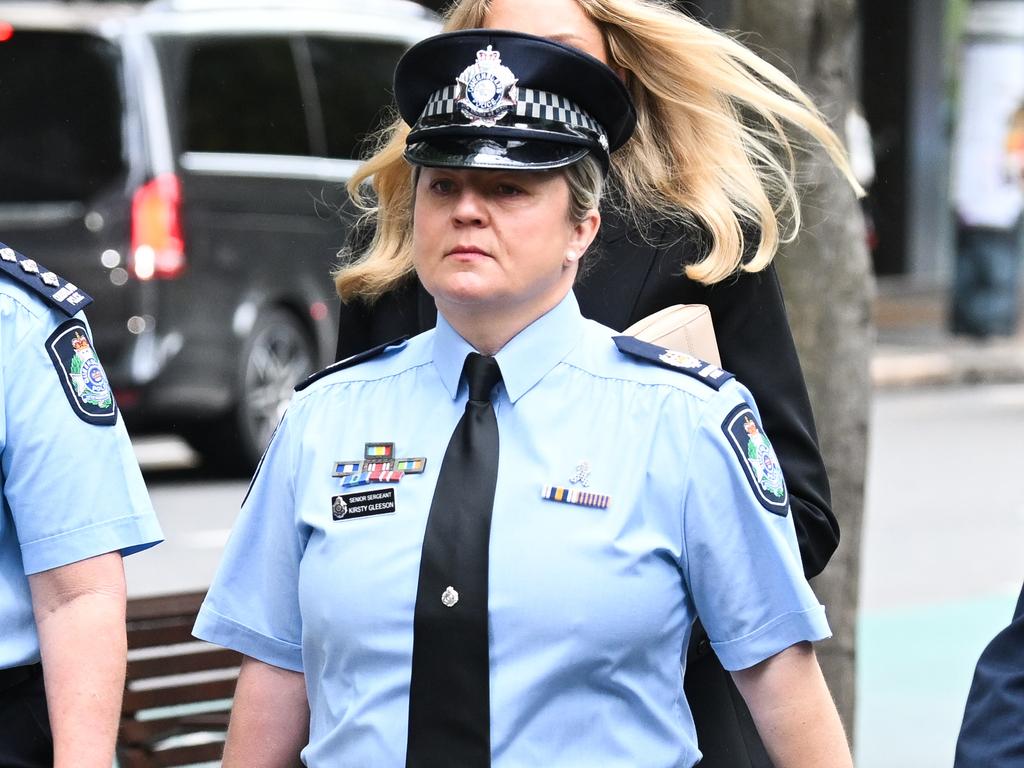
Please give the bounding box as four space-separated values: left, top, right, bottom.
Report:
732 643 852 768
29 553 127 768
223 656 309 767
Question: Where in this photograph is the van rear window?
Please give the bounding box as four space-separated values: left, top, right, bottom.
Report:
183 38 310 156
307 38 406 161
0 31 126 203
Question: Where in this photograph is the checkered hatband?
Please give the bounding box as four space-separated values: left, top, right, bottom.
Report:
419 85 610 151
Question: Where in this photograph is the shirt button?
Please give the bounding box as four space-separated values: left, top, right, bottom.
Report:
441 586 459 608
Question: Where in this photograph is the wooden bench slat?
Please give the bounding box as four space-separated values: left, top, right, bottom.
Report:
120 711 231 745
126 592 207 622
128 624 200 650
120 592 245 766
117 746 155 768
127 647 241 680
122 678 238 714
145 740 226 767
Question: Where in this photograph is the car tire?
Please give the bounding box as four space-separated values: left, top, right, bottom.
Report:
188 307 315 475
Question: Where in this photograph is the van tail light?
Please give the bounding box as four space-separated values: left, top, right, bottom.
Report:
130 174 185 280
0 23 14 42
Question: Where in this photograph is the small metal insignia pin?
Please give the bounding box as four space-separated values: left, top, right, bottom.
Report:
40 272 60 288
441 586 459 608
19 259 39 275
570 460 591 487
659 350 702 370
0 247 16 262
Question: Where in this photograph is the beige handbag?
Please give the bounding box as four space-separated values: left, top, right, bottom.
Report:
623 304 721 366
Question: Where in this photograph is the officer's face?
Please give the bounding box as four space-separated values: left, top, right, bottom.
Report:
485 0 609 65
412 167 599 322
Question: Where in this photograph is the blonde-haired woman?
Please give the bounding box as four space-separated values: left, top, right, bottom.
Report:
201 29 852 767
334 3 860 765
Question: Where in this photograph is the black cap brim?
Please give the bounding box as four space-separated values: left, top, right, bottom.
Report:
405 137 590 171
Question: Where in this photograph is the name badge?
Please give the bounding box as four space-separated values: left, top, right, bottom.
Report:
332 488 397 521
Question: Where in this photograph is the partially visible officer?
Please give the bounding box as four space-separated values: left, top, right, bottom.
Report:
1 241 163 768
954 582 1024 767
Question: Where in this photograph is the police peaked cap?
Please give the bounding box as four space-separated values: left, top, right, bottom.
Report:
395 29 637 172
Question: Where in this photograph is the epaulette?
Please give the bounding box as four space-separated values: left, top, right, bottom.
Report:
0 242 93 316
294 336 409 392
613 335 734 391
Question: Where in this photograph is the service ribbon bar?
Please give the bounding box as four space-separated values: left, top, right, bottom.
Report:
541 485 610 509
333 461 363 477
395 457 428 474
342 470 406 488
365 442 394 458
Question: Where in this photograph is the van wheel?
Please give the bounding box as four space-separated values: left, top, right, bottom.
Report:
190 308 315 474
236 308 315 469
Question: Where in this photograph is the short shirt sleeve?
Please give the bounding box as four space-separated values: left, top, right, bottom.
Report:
679 383 830 671
193 407 306 673
2 298 162 574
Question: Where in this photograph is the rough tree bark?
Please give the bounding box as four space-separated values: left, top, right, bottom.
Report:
731 0 874 738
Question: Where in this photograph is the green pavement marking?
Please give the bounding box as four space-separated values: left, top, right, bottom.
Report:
856 591 1020 768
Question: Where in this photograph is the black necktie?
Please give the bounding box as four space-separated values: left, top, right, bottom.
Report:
407 352 502 768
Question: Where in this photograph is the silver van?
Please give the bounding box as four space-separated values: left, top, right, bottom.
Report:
0 0 438 470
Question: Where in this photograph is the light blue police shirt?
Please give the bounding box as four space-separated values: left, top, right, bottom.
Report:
195 290 829 768
1 276 162 669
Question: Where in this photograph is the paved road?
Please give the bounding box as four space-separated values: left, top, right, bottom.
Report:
124 382 1024 767
857 383 1024 768
124 440 247 597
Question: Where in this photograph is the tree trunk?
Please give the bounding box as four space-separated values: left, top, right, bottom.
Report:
731 0 874 740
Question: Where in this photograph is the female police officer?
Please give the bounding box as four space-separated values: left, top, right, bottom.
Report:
336 0 851 581
339 7 854 760
195 30 851 768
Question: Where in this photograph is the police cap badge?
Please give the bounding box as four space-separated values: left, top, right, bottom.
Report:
395 30 636 172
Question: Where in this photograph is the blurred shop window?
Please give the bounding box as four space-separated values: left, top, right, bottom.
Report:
307 38 407 160
184 38 310 156
0 31 125 203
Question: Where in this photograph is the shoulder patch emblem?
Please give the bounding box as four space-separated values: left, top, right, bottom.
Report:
45 319 118 426
294 336 409 392
722 404 788 515
613 335 734 390
0 241 93 316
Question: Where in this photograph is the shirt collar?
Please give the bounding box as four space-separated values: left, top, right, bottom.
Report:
432 291 585 403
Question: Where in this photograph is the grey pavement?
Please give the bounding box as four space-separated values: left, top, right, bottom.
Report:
859 277 1024 766
872 276 1024 388
856 382 1024 767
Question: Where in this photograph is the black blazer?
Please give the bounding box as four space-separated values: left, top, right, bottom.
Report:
336 208 839 578
954 583 1024 767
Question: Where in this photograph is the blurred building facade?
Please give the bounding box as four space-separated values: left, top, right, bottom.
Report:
862 0 959 281
692 0 966 283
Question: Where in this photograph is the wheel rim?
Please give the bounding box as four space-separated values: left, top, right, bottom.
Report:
241 319 313 457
